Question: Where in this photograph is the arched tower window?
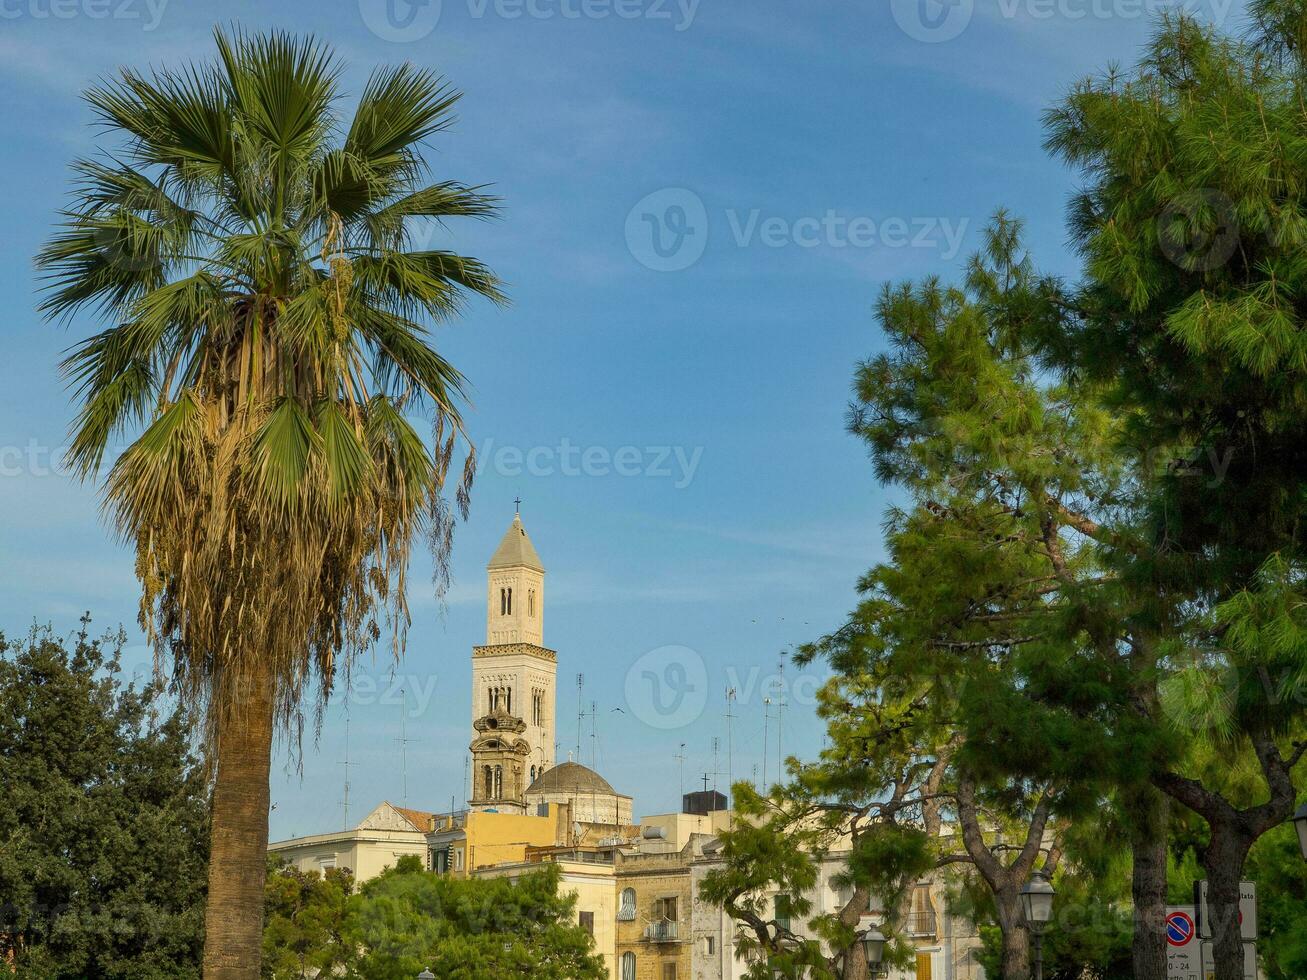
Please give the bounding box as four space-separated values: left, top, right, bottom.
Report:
528 589 535 617
506 587 512 615
505 687 512 715
483 765 493 799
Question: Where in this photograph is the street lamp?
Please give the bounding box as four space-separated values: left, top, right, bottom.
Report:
1293 802 1307 861
861 927 886 977
1020 869 1056 980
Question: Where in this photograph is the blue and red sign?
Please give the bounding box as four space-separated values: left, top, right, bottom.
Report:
1166 910 1195 947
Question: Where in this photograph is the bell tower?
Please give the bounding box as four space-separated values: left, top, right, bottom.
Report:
469 510 556 812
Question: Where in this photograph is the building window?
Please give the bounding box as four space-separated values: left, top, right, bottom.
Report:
662 964 677 980
500 588 507 615
528 589 535 616
909 884 937 936
530 765 537 783
579 911 594 935
620 952 636 980
773 893 792 932
916 952 933 980
653 896 677 922
483 765 494 799
455 849 464 871
506 587 512 614
493 765 503 798
506 687 512 714
705 936 715 955
619 887 636 920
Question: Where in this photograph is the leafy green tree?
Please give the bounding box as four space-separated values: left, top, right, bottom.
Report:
36 29 503 979
262 857 354 979
343 859 606 980
1043 10 1307 976
0 619 209 978
1245 812 1307 979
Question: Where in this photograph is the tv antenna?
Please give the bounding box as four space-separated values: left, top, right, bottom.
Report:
338 709 353 830
675 742 686 802
395 686 414 804
725 688 736 804
575 673 585 760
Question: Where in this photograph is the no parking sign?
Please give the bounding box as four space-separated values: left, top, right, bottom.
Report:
1166 906 1200 980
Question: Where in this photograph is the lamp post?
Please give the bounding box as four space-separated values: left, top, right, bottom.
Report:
861 927 886 978
1293 803 1307 861
1020 870 1056 980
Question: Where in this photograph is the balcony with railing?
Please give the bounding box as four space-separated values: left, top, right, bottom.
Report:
643 919 680 942
906 909 937 937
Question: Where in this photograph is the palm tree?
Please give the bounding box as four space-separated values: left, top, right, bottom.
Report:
37 29 504 978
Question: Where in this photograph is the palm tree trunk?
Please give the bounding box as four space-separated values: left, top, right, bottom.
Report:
202 682 274 979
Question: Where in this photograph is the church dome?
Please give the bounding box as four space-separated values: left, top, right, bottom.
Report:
525 761 616 796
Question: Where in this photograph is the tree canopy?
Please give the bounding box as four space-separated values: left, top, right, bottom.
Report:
0 620 209 979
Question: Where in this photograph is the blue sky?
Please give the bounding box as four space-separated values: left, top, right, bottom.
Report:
0 0 1247 838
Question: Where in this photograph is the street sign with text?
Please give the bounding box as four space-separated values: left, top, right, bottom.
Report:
1199 940 1256 979
1195 881 1257 940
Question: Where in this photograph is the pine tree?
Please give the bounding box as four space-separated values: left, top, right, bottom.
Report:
1043 11 1307 977
0 619 209 978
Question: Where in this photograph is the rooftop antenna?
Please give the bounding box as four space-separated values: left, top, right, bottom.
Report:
575 673 584 761
711 737 721 795
589 700 598 770
395 686 414 805
725 688 737 823
762 696 772 789
338 710 353 830
773 661 788 784
675 742 687 803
